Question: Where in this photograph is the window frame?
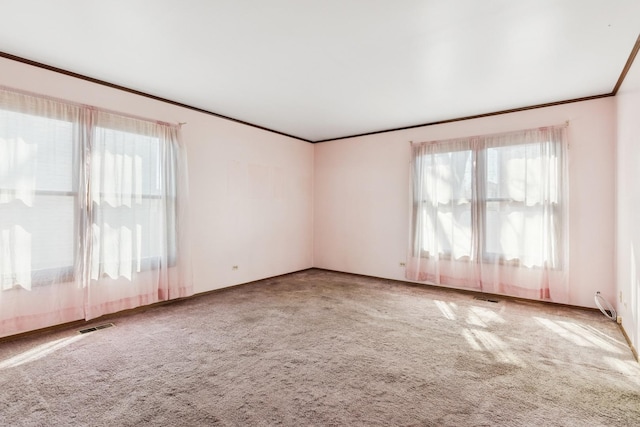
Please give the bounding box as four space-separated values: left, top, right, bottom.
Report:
0 95 179 289
414 136 565 270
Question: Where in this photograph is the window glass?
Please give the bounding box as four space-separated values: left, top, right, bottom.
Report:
91 126 166 278
93 127 161 197
0 109 76 283
484 143 557 265
416 136 563 268
0 110 74 193
421 149 473 259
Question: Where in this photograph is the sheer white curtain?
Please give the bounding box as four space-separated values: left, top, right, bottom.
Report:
0 89 86 335
407 126 569 302
0 87 192 337
85 111 192 319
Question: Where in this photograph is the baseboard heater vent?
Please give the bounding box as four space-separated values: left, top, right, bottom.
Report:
473 296 500 303
78 323 115 334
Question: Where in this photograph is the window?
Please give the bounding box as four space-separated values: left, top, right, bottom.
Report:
417 145 473 260
0 106 179 288
0 87 191 337
481 142 562 267
408 126 568 300
90 123 174 279
0 106 80 289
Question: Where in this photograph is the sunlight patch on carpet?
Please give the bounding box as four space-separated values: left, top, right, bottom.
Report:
0 334 85 370
534 317 600 348
469 306 506 325
469 329 525 366
602 356 640 386
434 300 457 320
557 321 624 354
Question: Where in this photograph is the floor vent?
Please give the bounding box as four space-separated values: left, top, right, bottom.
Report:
78 323 115 334
473 296 500 303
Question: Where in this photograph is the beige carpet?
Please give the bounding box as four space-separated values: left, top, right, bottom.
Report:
0 269 638 426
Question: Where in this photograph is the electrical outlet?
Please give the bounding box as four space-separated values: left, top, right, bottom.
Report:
399 262 406 267
232 265 238 270
617 316 622 324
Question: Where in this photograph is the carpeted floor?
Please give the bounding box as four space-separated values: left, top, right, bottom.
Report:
0 269 639 426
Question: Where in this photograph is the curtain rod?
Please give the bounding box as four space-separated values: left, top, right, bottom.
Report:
409 121 569 146
0 84 183 129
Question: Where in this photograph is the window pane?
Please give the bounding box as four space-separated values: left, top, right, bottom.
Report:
0 108 76 285
0 195 75 276
91 125 169 279
484 142 559 266
432 204 472 258
0 110 74 193
486 143 551 204
93 198 164 262
485 201 546 265
422 149 473 258
29 195 75 270
424 150 472 204
93 127 161 198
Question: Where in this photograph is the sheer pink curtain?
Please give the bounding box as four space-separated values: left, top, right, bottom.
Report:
0 87 192 337
407 126 569 302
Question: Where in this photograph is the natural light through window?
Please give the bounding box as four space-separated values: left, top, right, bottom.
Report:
0 110 76 290
0 86 191 336
408 126 568 301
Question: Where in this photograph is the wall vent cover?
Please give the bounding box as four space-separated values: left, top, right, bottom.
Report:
78 323 115 334
473 296 500 303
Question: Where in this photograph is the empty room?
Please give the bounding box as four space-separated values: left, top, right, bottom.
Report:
1 1 639 425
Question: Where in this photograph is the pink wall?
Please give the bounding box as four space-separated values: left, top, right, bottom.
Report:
616 55 640 356
315 97 617 309
0 56 314 298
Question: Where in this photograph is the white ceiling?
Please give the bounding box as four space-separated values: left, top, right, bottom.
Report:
1 1 639 142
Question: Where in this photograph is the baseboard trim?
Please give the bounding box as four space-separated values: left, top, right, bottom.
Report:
311 267 602 313
618 323 639 363
0 268 315 343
